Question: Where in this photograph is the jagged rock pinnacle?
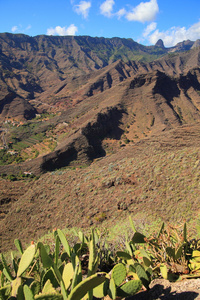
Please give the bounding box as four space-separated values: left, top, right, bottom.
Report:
155 39 165 48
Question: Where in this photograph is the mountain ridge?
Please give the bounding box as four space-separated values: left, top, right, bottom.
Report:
0 66 200 175
1 33 200 173
1 33 200 251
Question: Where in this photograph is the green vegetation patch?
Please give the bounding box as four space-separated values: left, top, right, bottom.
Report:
1 220 200 299
0 149 23 165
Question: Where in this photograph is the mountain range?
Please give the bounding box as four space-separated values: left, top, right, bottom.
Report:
0 33 200 250
1 33 200 174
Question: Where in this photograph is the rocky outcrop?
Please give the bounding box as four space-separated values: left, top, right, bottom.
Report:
192 39 200 49
155 39 165 48
0 92 37 120
169 39 194 53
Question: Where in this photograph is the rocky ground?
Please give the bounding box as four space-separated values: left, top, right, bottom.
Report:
130 278 200 299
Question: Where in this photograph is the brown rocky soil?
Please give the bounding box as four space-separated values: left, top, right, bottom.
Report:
129 278 200 299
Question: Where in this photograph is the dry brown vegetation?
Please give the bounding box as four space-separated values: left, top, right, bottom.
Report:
0 122 200 252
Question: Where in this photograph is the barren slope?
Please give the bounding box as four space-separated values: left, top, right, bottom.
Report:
1 67 200 175
1 122 200 252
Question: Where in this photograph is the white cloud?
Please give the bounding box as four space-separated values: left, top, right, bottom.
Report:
26 25 32 31
100 0 115 17
74 1 91 19
116 8 126 19
143 22 157 37
126 0 159 23
47 24 78 36
11 26 18 33
146 21 200 47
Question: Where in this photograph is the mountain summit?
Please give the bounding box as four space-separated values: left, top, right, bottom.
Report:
155 39 165 48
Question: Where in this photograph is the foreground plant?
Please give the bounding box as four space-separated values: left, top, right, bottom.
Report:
0 228 144 299
125 218 200 282
1 219 200 299
0 231 107 300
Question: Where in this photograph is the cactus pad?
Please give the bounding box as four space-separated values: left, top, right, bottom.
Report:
112 263 127 286
117 280 142 297
93 278 109 298
135 263 150 289
68 272 106 300
17 244 36 277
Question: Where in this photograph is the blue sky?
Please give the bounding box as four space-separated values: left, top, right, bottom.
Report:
0 0 200 47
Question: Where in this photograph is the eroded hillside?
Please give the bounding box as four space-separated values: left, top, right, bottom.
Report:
1 122 200 251
1 66 200 175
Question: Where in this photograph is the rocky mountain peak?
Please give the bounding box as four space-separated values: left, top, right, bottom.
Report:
192 39 200 49
155 39 165 48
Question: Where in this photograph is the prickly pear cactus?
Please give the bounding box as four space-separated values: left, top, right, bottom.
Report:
68 272 106 300
117 280 142 297
116 251 132 260
132 232 146 244
14 238 23 255
160 263 168 279
17 243 36 277
57 229 71 257
24 285 34 300
112 263 126 286
108 278 116 300
134 263 150 290
42 269 59 288
62 262 74 290
166 247 175 260
37 242 53 268
93 278 109 298
34 280 63 299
